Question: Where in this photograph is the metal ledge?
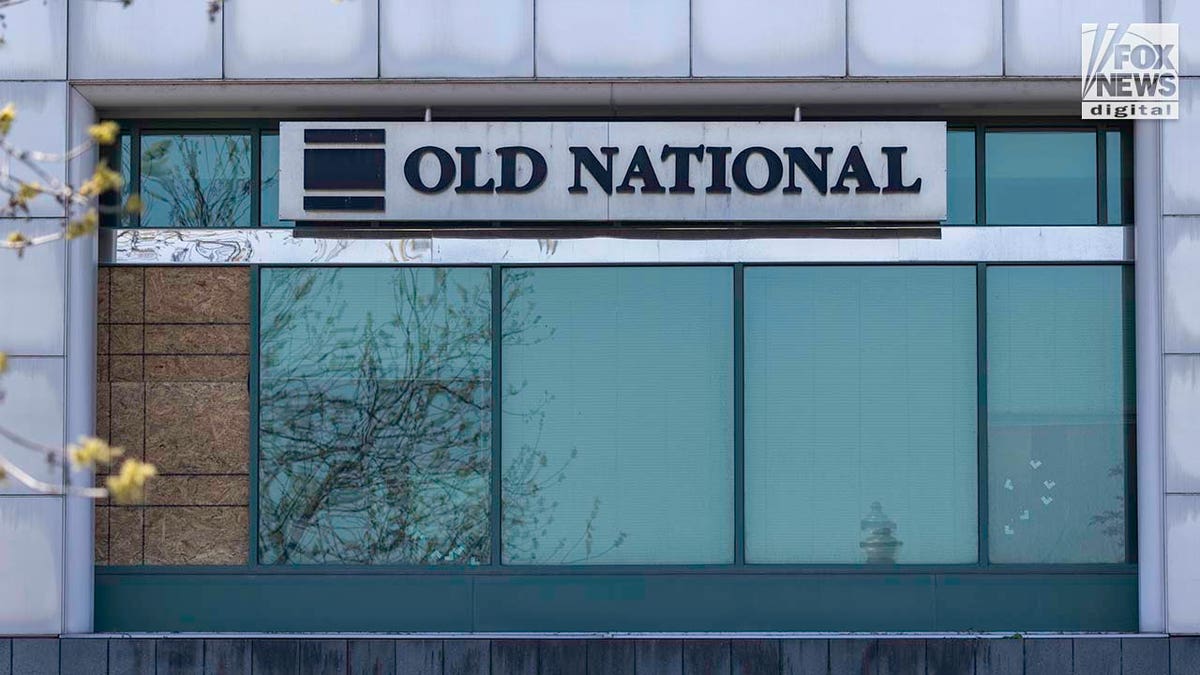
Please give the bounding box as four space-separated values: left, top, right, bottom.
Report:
102 226 1134 265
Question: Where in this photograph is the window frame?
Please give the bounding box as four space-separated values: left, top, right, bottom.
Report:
101 118 1135 229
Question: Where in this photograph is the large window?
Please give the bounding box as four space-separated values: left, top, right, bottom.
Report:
501 267 734 564
251 263 1133 569
744 267 978 564
258 267 493 564
986 266 1133 563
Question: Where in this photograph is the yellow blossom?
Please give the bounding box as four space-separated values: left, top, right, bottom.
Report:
87 121 120 146
5 230 29 249
66 210 99 240
16 181 40 204
105 458 157 504
0 103 15 135
69 437 123 469
123 194 143 214
0 351 7 374
79 162 123 197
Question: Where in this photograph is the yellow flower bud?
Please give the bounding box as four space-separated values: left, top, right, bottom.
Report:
68 437 124 469
87 121 120 146
0 103 16 135
105 458 157 505
79 162 123 197
0 351 7 374
5 231 29 249
66 210 99 240
123 194 143 214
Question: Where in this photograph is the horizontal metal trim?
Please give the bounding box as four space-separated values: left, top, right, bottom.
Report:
304 128 386 144
94 564 1137 576
72 632 1162 639
302 196 386 211
101 226 1133 265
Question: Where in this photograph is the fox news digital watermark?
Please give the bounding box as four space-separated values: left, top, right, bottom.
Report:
1082 23 1179 119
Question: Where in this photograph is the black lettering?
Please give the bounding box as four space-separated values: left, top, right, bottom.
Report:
616 145 666 194
705 146 732 194
731 146 783 195
881 146 921 194
454 146 495 194
783 146 832 195
404 146 455 194
496 146 547 193
830 146 881 194
660 145 705 194
568 146 619 195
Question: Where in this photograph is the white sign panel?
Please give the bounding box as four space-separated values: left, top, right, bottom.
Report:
279 121 946 222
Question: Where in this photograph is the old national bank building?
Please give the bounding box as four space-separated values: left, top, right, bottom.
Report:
2 1 1200 673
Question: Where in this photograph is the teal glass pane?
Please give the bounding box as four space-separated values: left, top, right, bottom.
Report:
985 131 1097 225
501 267 734 564
258 267 493 565
140 133 252 228
1107 130 1124 225
260 134 292 227
945 129 976 225
101 133 134 227
987 266 1131 563
744 266 978 564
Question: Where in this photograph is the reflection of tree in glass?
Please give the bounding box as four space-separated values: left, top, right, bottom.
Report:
140 135 252 228
1090 463 1126 552
258 268 618 565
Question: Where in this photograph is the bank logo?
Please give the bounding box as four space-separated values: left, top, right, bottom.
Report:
1082 23 1179 119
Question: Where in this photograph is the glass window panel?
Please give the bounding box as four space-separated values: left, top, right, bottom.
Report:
985 131 1097 225
100 133 133 227
501 267 734 564
745 266 978 564
260 134 291 227
1107 130 1125 225
258 267 493 565
987 266 1132 563
140 133 252 228
945 129 976 225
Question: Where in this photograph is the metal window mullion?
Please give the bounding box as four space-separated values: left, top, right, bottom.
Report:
733 264 745 566
130 125 142 228
248 265 261 567
976 263 989 566
251 129 262 228
1097 128 1109 226
975 123 986 226
490 265 504 567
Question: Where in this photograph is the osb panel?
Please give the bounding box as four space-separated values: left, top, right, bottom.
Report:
108 507 144 566
97 267 110 323
145 355 248 382
109 355 143 382
145 475 249 507
97 265 251 567
145 267 251 324
109 324 144 354
109 267 144 323
144 507 249 565
144 324 249 355
94 506 109 565
108 382 144 459
145 382 249 474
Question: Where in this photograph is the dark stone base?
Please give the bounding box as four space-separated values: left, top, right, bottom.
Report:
0 636 1186 675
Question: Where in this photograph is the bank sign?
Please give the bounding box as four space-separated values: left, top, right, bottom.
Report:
279 122 946 222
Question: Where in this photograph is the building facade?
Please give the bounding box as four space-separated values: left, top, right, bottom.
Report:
0 0 1198 673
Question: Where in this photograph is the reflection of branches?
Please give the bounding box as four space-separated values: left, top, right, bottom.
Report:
259 268 625 565
1090 463 1125 544
141 135 252 228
